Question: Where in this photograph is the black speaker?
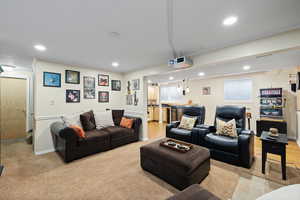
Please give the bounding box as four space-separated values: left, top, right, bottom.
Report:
298 72 300 90
291 83 297 92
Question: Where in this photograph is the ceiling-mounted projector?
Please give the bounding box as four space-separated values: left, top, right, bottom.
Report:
168 56 193 69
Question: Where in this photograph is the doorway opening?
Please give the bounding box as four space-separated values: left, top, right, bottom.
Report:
0 76 31 175
147 83 170 139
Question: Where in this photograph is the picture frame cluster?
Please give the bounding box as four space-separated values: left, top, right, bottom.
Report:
43 70 121 103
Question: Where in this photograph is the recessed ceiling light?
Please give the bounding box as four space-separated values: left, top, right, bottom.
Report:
223 16 238 26
169 76 174 80
198 72 205 76
243 65 251 70
109 32 121 38
34 44 47 52
112 62 119 67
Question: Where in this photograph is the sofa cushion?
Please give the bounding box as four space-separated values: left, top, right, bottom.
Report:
84 129 110 141
94 111 114 129
178 115 197 130
80 111 96 131
62 113 82 128
204 133 239 154
216 118 237 138
112 110 124 126
120 117 134 129
101 126 134 139
170 128 191 136
69 125 85 138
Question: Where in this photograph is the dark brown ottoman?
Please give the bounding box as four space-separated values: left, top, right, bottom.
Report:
166 184 220 200
140 138 210 190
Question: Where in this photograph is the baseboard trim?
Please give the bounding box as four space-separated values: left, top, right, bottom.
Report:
141 137 149 141
35 148 55 155
288 136 297 141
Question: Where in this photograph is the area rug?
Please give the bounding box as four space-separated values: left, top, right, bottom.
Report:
211 157 300 186
0 140 299 200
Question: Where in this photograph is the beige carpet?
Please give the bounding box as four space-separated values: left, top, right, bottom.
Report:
0 139 299 200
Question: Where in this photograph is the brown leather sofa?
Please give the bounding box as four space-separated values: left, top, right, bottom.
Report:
50 110 142 163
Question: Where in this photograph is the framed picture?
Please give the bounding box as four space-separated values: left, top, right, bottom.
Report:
132 79 140 90
111 80 121 91
98 91 109 103
83 76 95 99
66 90 80 103
98 74 109 86
43 72 61 87
126 94 133 105
202 87 211 95
65 70 80 84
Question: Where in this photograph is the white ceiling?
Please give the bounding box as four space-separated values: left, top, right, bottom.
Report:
1 0 300 72
147 48 300 83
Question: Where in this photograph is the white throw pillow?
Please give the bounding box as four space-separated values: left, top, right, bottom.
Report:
94 111 115 129
178 115 197 130
216 118 238 138
61 113 82 128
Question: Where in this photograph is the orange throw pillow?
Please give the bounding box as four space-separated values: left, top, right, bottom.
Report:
70 125 86 138
120 117 134 129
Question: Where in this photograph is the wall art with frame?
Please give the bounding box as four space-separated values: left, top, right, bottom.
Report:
66 89 80 103
111 80 121 91
83 76 96 99
65 70 80 84
98 91 109 103
98 74 109 86
43 72 61 87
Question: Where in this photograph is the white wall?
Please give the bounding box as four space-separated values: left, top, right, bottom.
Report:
162 68 298 139
123 73 148 140
33 60 125 154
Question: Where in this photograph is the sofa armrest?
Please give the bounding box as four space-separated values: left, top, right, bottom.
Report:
166 121 180 134
195 124 216 133
50 122 79 162
238 130 254 168
240 130 254 135
50 122 78 140
191 127 210 145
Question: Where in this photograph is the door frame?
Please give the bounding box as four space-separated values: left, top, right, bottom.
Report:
0 74 33 132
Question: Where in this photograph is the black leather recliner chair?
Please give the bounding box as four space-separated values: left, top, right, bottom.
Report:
193 105 254 168
166 106 205 143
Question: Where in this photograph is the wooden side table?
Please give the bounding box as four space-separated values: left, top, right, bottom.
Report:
260 131 288 180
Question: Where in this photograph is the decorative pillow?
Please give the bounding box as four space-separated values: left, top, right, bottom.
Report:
80 110 96 131
120 117 134 129
178 115 197 130
112 110 124 126
94 111 115 129
62 113 82 128
70 125 85 138
216 118 238 138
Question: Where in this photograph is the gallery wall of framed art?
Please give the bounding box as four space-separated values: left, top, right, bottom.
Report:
38 60 124 114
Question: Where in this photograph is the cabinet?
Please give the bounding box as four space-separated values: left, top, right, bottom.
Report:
147 107 154 121
256 119 287 137
153 106 160 121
